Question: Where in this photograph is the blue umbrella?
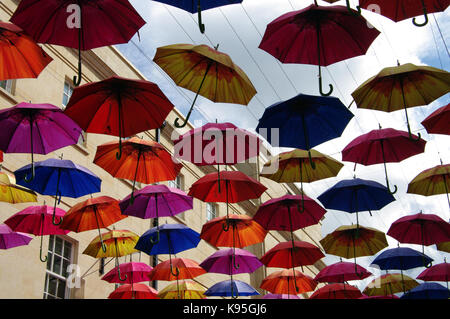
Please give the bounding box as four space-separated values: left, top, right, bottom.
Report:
317 178 395 229
256 94 353 168
371 247 433 270
14 158 101 225
204 279 259 299
401 282 450 299
152 0 242 33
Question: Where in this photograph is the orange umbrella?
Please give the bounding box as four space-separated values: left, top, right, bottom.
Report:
260 269 317 296
94 137 182 201
0 21 52 81
60 196 127 252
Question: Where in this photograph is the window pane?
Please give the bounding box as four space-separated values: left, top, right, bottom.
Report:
55 237 63 255
63 241 72 259
47 276 57 296
48 235 54 252
53 255 62 275
57 279 66 299
63 259 70 278
46 253 53 271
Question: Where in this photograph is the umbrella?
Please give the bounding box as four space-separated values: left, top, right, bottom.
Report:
14 158 102 225
417 260 450 289
351 63 450 139
314 260 372 283
260 269 317 296
401 282 450 299
309 283 362 299
4 205 69 262
108 283 159 299
0 171 37 204
0 102 83 182
437 241 450 253
101 261 153 284
204 279 259 298
359 294 400 299
342 127 426 194
363 273 419 296
317 178 396 229
258 3 379 96
407 162 450 209
0 21 52 81
256 94 354 168
358 0 450 27
262 294 300 299
371 246 433 293
421 103 450 135
153 0 242 33
158 280 206 299
0 224 33 250
387 212 450 264
153 43 256 128
11 0 145 86
59 196 126 252
320 224 388 276
188 170 267 229
94 137 182 202
63 76 174 158
83 229 139 281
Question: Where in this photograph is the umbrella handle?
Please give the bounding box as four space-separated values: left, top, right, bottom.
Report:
24 161 35 183
318 75 333 97
116 136 123 160
232 247 240 271
222 218 231 232
39 234 48 263
117 263 128 282
150 227 160 245
197 0 206 34
230 280 239 299
170 264 180 277
412 1 429 27
72 23 83 87
346 0 362 16
52 191 63 226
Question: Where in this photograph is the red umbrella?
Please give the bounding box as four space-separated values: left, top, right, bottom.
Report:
417 260 450 289
387 212 450 265
342 127 426 194
10 0 145 86
309 283 362 299
258 3 379 96
314 260 372 283
64 76 174 159
108 283 159 299
421 103 450 136
260 269 317 296
188 171 267 229
101 261 153 284
261 241 324 270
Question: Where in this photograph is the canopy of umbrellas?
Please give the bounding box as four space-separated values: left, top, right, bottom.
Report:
0 0 450 299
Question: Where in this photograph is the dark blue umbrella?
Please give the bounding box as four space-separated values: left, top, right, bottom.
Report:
153 0 242 33
317 178 395 228
256 94 354 168
14 158 101 225
401 282 450 299
204 279 259 299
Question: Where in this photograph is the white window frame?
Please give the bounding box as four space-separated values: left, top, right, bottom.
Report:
0 80 13 94
206 203 217 222
61 80 74 109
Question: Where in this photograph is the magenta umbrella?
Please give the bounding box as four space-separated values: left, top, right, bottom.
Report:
4 205 69 262
314 260 372 283
199 248 263 275
263 294 300 299
0 224 33 249
101 261 153 284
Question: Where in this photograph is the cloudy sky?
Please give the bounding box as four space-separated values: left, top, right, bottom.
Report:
116 0 450 292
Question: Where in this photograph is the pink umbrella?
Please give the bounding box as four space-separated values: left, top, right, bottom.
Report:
0 224 33 249
263 293 300 299
101 261 153 284
417 260 450 289
4 205 68 262
314 260 372 283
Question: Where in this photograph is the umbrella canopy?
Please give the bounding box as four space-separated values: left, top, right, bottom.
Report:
0 102 83 182
421 103 450 135
417 261 450 288
314 260 372 283
351 63 450 138
437 241 450 253
342 127 426 194
119 184 193 220
108 283 159 300
204 279 259 298
260 269 317 295
101 262 153 284
153 43 256 127
10 0 145 86
0 21 52 81
407 163 450 209
0 171 37 204
359 294 400 299
317 178 396 228
0 224 33 250
309 283 362 299
158 280 206 299
4 205 68 262
148 258 206 282
262 294 300 299
401 282 450 299
200 248 263 275
371 247 433 270
363 273 419 296
14 158 102 225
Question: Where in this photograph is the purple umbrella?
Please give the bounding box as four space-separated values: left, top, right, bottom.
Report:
200 248 263 275
0 224 33 249
263 293 300 299
0 102 83 182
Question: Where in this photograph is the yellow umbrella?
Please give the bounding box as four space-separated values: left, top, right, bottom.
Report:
0 171 37 204
351 63 450 140
158 280 206 299
407 163 450 209
83 229 139 281
153 43 257 128
363 273 419 296
437 241 450 253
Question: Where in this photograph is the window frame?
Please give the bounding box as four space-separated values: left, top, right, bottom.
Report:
206 202 217 222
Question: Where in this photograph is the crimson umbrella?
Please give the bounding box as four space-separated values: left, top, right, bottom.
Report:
417 260 450 289
10 0 145 86
101 261 153 284
309 283 362 299
421 103 450 136
258 3 380 96
342 127 426 194
314 259 372 283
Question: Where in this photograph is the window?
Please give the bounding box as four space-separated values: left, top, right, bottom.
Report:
206 203 217 222
0 80 13 94
62 81 73 109
43 235 74 299
168 175 183 191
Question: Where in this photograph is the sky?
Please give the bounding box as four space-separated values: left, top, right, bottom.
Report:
115 0 450 293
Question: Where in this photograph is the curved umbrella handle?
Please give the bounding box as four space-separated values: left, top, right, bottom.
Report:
319 75 333 97
116 136 123 160
230 280 239 299
117 263 128 282
24 161 35 183
222 217 231 232
232 248 240 271
197 0 206 34
408 131 422 142
412 1 429 27
150 227 161 245
307 150 316 170
52 191 63 226
346 0 362 16
39 234 48 263
72 58 82 87
170 263 180 277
